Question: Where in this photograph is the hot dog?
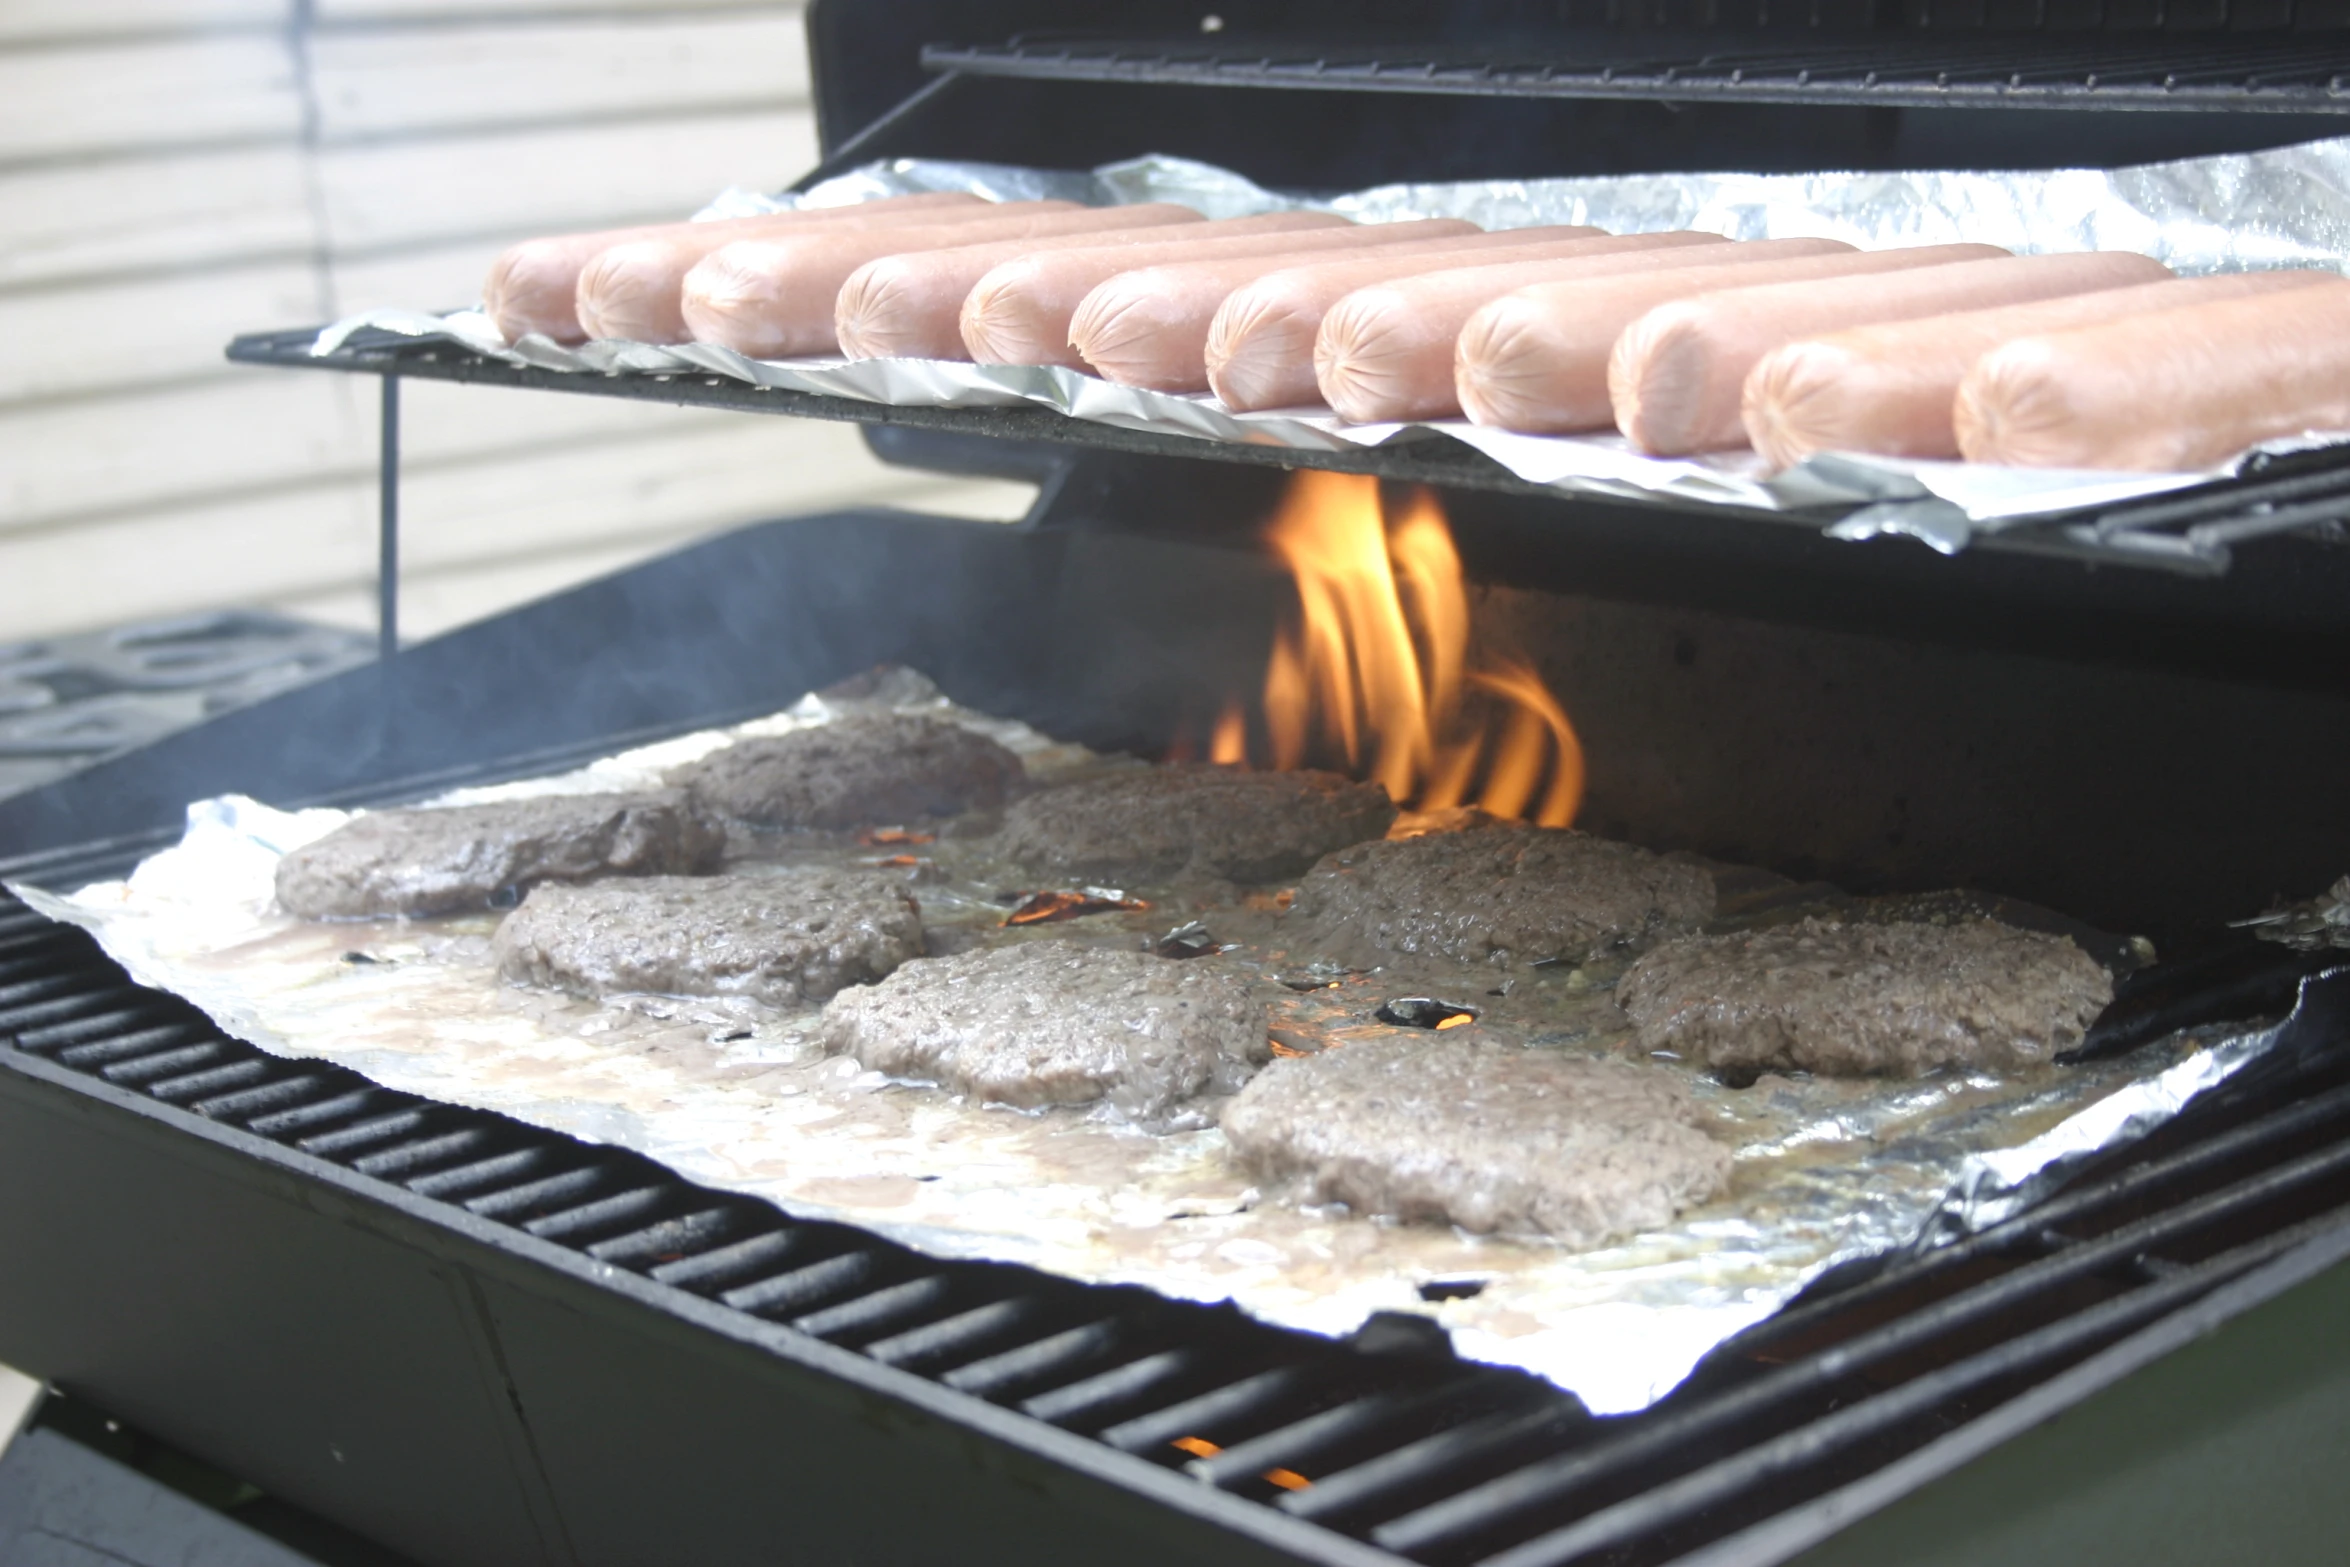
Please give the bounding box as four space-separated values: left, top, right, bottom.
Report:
1743 269 2334 470
834 210 1322 362
1454 243 2007 435
677 206 1203 358
960 218 1480 369
1070 224 1607 393
1204 231 1722 411
1317 238 1863 425
484 192 990 345
1612 250 2166 455
1954 279 2350 470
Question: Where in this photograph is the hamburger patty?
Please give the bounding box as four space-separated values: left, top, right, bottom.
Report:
1219 1035 1730 1244
1616 915 2113 1078
494 870 924 1007
818 941 1268 1122
1288 823 1716 967
998 764 1396 884
673 714 1023 830
276 792 722 919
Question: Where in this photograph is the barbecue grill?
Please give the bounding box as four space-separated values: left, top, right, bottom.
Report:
6 3 2350 1563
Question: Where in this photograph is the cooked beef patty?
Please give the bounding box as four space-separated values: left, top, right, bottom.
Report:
1288 823 1716 967
1219 1036 1730 1244
998 765 1396 885
818 941 1268 1121
494 870 923 1007
1615 916 2113 1078
674 714 1023 830
276 792 722 919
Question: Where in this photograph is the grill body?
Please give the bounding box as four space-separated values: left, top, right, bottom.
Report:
7 4 2350 1562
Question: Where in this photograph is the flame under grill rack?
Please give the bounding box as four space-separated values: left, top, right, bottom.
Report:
6 882 2347 1566
225 329 2350 578
919 30 2350 114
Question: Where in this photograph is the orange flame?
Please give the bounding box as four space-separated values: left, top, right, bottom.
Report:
1247 472 1582 827
1210 700 1248 766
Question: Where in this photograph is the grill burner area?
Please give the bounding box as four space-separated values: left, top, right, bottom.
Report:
6 885 2346 1565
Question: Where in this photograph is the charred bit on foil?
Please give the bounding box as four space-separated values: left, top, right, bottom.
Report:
1267 1026 1321 1058
1152 920 1227 959
858 826 936 847
1001 887 1150 926
1375 997 1481 1030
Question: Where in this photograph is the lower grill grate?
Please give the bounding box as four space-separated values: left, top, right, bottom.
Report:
3 887 2345 1565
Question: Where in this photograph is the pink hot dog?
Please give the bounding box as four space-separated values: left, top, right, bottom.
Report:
834 211 1336 362
1071 225 1617 393
679 206 1209 359
959 218 1484 369
485 192 990 345
1204 231 1723 411
1319 238 1861 425
1454 244 2009 435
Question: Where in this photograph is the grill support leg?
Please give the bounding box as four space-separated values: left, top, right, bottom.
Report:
379 373 400 666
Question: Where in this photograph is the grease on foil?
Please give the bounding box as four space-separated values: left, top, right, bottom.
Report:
319 140 2350 550
9 677 2295 1415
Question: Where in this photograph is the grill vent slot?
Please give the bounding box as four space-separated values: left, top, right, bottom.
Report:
3 888 2344 1565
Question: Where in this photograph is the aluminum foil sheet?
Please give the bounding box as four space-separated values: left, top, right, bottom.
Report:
319 138 2350 551
7 678 2292 1416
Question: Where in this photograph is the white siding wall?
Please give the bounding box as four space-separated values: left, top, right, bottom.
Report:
0 1 1031 643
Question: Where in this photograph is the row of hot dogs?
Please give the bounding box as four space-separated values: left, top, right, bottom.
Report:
484 191 2350 472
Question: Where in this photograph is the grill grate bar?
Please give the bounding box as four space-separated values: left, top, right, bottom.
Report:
1022 1348 1203 1428
0 972 90 1009
943 1318 1129 1400
462 1164 610 1220
585 1206 745 1267
1101 1365 1320 1456
351 1127 499 1180
297 1106 431 1158
406 1146 556 1200
54 1023 209 1070
1278 1403 1589 1530
190 1071 332 1121
519 1183 671 1242
2 991 174 1035
791 1274 956 1343
249 1088 397 1140
1187 1376 1520 1494
99 1041 228 1086
649 1227 804 1292
0 926 90 963
148 1058 272 1104
12 1005 186 1053
866 1295 1048 1371
723 1249 878 1317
